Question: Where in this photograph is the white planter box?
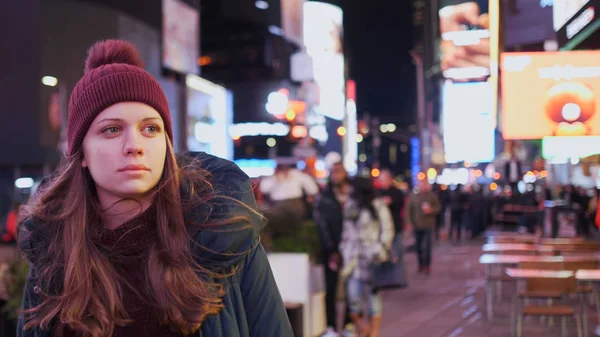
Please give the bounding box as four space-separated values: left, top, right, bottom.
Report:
267 253 326 337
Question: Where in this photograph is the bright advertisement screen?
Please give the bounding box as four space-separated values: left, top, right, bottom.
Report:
185 75 232 160
442 81 495 163
439 0 491 81
553 0 590 31
303 2 343 55
163 0 199 74
542 136 600 159
303 2 345 121
501 51 600 140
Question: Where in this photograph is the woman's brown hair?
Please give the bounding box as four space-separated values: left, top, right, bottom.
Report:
19 138 240 337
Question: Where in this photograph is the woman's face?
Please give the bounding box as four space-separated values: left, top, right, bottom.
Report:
81 102 167 202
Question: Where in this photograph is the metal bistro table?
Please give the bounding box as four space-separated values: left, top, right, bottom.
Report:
576 270 600 337
486 233 540 244
505 269 577 337
479 254 600 321
482 243 554 254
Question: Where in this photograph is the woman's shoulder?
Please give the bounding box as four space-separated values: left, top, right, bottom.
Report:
179 152 249 190
179 152 257 211
179 152 264 270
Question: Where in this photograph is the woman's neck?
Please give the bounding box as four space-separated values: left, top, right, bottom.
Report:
98 195 153 230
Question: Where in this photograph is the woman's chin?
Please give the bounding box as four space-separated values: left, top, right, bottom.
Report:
111 182 156 199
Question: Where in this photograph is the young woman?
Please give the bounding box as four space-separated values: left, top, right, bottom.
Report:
17 40 292 337
339 177 394 337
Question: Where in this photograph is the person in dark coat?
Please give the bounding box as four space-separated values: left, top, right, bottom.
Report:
505 154 522 195
17 40 292 337
449 185 466 242
313 162 350 334
376 169 407 287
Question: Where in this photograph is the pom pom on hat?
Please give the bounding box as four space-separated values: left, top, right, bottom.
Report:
84 39 144 74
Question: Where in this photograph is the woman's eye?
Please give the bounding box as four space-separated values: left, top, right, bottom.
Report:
144 125 161 134
102 127 120 135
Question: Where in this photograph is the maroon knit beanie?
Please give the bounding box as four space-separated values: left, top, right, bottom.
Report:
67 39 173 156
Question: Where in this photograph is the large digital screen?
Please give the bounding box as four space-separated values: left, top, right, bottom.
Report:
555 0 600 48
162 0 199 74
442 81 495 163
553 0 590 31
501 51 600 140
439 0 491 81
303 2 345 121
542 136 600 159
186 75 233 160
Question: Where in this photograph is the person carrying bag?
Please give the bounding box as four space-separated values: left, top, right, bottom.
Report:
338 177 395 337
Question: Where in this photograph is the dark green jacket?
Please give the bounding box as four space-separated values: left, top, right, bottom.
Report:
405 191 441 230
17 153 293 337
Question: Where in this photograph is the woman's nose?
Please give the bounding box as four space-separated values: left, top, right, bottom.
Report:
123 130 144 156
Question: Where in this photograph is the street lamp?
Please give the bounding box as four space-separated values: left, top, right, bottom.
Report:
42 76 58 87
255 0 269 10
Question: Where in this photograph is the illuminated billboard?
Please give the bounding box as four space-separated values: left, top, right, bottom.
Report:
186 75 232 159
553 0 590 31
442 81 495 163
163 0 199 74
303 2 345 121
554 0 600 49
439 0 491 81
542 136 600 159
501 51 600 140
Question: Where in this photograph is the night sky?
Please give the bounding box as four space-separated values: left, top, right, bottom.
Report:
343 1 416 128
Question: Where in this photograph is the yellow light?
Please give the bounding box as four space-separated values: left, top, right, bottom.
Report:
493 172 501 180
337 126 347 136
427 168 437 179
285 110 296 121
540 170 548 178
232 135 241 141
291 125 308 138
316 169 327 179
490 182 498 191
417 172 426 181
526 171 534 176
475 170 482 177
371 168 381 177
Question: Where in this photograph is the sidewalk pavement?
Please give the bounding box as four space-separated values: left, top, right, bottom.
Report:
379 239 593 337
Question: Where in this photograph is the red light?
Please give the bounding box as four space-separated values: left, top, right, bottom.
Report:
346 80 356 101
